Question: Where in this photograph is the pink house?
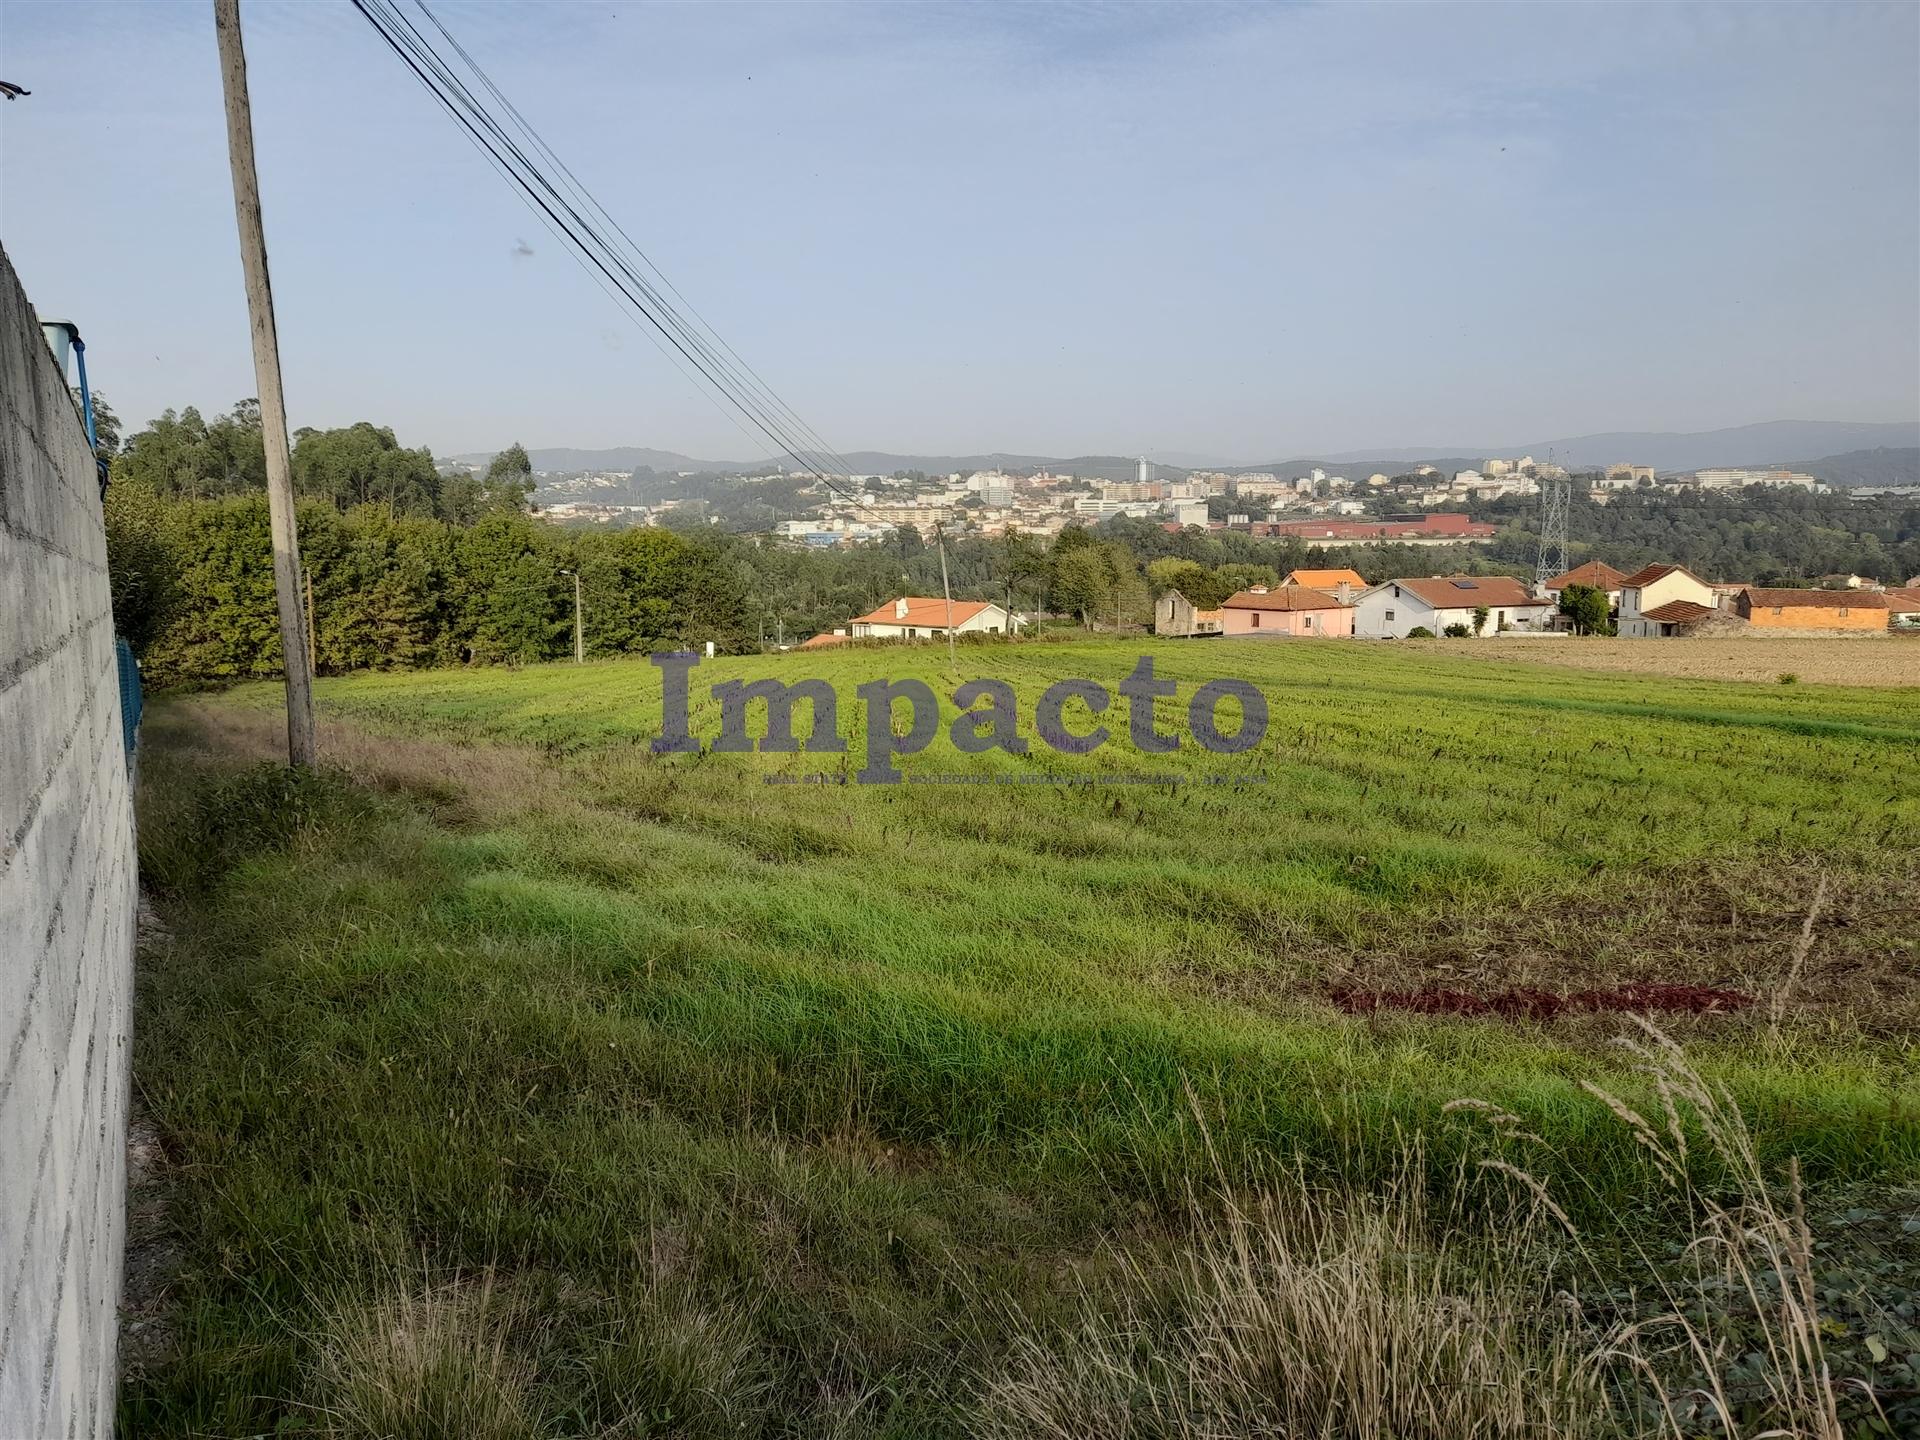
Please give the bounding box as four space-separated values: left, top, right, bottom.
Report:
1219 586 1354 637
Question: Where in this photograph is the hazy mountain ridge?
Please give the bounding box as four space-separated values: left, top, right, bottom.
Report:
459 421 1918 485
1289 421 1918 473
1770 448 1918 487
448 446 755 474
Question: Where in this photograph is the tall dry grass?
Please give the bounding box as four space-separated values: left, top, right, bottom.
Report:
975 1139 1609 1440
1573 1019 1877 1439
977 1019 1896 1440
311 1274 538 1440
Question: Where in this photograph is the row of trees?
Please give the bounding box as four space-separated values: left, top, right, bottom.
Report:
1471 487 1920 585
97 396 756 682
111 398 537 523
108 490 755 684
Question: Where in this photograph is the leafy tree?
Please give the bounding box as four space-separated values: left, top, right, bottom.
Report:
438 470 487 527
115 401 265 499
202 400 267 495
305 506 454 672
1558 583 1614 636
140 495 284 681
1471 604 1490 635
73 389 121 457
1100 542 1152 629
1000 530 1049 618
103 478 175 655
1146 557 1232 609
485 442 536 509
1214 562 1280 594
1050 540 1147 629
441 442 536 524
453 510 563 664
673 545 754 654
1050 545 1110 627
574 527 699 655
291 422 441 516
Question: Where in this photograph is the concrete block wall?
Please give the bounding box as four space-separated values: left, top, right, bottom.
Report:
0 246 138 1436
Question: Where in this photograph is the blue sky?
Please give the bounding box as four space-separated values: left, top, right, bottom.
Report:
2 1 1915 462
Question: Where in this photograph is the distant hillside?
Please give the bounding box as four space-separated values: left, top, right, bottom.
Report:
1769 447 1918 487
457 422 1919 483
450 446 757 474
1301 421 1918 473
825 452 1153 481
456 447 1158 482
1232 457 1482 479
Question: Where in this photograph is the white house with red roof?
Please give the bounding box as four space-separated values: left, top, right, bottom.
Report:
1616 564 1716 638
848 596 1024 640
1352 575 1554 638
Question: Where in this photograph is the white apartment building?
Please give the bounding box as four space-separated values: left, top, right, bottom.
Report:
1601 464 1656 488
1693 468 1821 491
1073 498 1157 519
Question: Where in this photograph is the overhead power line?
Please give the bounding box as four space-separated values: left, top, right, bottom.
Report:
349 0 885 523
406 2 857 491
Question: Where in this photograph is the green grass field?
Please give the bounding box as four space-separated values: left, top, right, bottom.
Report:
125 638 1920 1436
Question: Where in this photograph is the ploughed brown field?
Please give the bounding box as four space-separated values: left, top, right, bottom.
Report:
1469 634 1920 686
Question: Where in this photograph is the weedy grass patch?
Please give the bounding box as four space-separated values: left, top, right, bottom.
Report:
123 640 1919 1435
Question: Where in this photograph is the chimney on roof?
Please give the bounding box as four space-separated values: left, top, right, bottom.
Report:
894 597 909 620
1249 584 1269 594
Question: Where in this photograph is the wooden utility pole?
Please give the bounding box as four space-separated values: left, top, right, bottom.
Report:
214 0 316 766
571 571 585 664
935 523 957 669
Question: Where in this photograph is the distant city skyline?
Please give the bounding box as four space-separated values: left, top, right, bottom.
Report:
2 1 1916 460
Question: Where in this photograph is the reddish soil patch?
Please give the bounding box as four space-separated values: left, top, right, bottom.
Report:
1331 982 1753 1021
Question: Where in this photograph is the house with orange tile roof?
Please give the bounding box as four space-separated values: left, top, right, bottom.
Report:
1544 560 1629 606
847 596 1023 640
1617 564 1716 638
1280 568 1367 602
1734 588 1890 632
1883 586 1920 627
1636 599 1721 637
1352 576 1553 638
1219 585 1354 637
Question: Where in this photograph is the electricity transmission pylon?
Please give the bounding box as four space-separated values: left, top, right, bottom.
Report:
1534 473 1570 592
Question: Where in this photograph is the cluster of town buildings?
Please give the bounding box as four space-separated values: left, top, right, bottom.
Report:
527 453 1833 541
796 567 1920 650
1157 563 1920 640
